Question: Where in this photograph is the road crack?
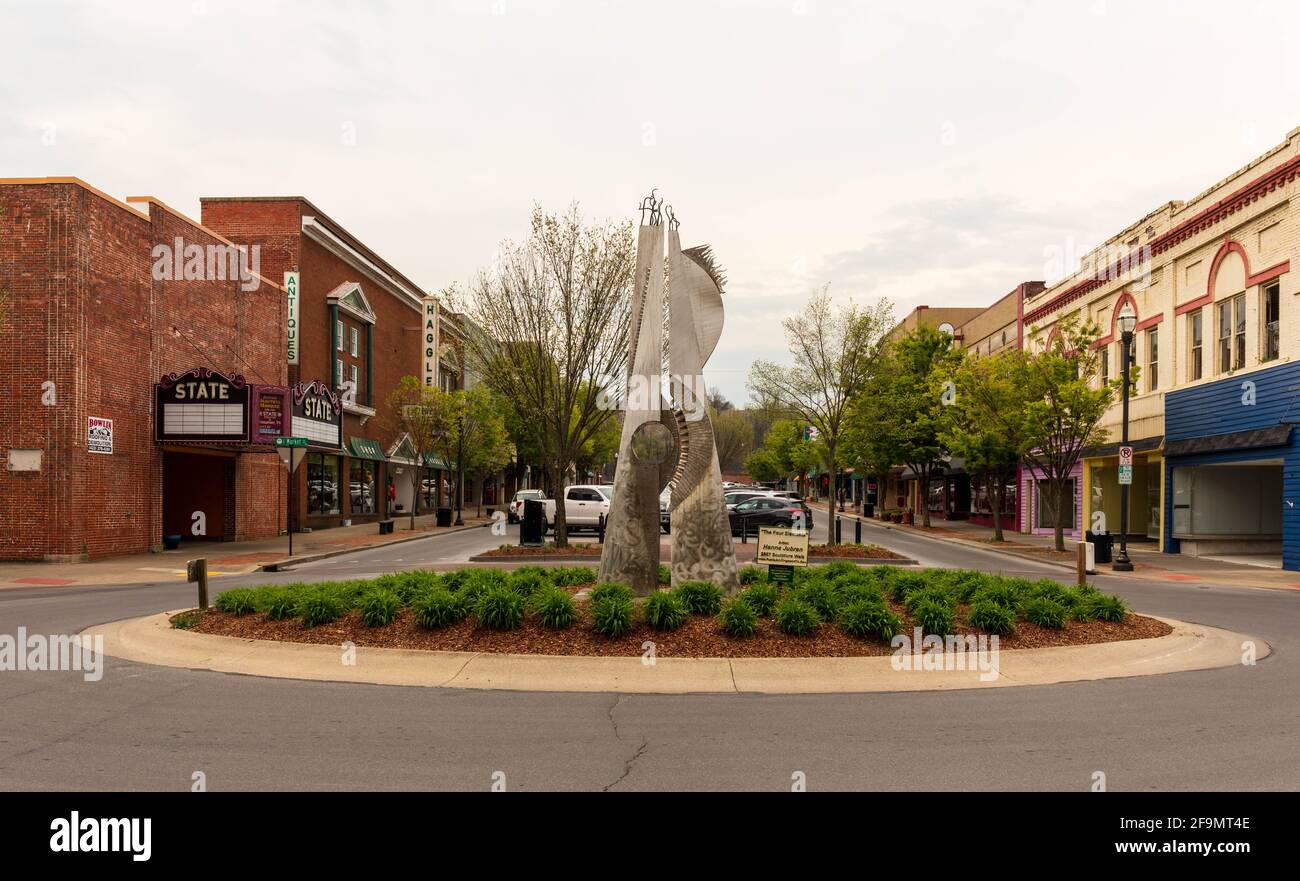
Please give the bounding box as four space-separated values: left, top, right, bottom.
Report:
603 694 648 791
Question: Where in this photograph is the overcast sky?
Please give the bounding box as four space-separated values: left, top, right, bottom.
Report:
4 0 1299 403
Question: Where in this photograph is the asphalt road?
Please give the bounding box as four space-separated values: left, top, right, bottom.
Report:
1 519 1296 791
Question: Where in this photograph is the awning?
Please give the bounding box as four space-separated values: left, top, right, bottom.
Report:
422 453 452 469
1165 424 1292 458
348 437 386 461
1084 436 1164 459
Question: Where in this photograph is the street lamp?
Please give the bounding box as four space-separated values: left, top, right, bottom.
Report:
1112 305 1137 572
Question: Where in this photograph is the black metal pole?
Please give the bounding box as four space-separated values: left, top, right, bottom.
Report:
1113 332 1134 571
288 464 294 557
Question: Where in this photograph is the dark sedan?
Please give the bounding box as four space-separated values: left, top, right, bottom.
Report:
728 497 814 535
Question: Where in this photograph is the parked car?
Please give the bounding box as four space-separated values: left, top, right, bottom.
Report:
728 497 814 535
723 490 773 511
542 484 613 532
768 490 804 501
508 489 546 523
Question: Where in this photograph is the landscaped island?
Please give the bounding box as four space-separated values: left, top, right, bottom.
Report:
473 542 909 562
178 564 1170 659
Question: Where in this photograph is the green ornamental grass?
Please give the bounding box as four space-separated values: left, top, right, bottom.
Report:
215 588 257 616
359 589 401 627
644 591 689 631
412 589 469 629
838 600 902 641
532 588 577 630
477 585 525 630
674 581 724 615
589 582 634 604
774 596 820 636
296 590 342 628
1023 597 1068 629
967 599 1016 636
739 583 780 617
912 597 956 636
718 598 758 637
591 595 634 638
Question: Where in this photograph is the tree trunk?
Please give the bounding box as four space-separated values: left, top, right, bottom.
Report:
1052 478 1066 552
826 445 837 545
409 468 419 532
920 467 932 529
991 474 1004 542
551 463 569 548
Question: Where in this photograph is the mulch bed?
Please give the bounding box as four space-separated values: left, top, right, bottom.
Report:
808 544 906 560
182 595 1171 659
479 544 603 557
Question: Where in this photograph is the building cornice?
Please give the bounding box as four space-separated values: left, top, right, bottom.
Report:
302 217 425 314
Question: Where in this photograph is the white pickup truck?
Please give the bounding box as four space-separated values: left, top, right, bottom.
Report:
542 484 613 532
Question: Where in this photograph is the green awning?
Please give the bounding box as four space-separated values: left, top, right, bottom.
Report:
349 437 386 461
422 453 452 469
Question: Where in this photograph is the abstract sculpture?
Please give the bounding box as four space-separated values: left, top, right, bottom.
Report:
598 192 739 596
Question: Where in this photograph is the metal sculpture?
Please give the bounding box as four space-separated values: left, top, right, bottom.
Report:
598 191 738 595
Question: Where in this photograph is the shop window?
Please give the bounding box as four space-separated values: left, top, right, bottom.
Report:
307 454 341 516
927 479 944 513
420 469 440 510
1147 326 1159 392
1263 282 1280 362
1035 479 1075 530
349 459 376 515
1188 309 1203 381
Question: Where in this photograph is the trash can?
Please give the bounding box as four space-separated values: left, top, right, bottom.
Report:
436 507 453 528
520 498 545 547
863 503 875 519
1086 530 1112 564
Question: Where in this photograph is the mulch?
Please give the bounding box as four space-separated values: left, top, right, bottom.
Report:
184 595 1172 659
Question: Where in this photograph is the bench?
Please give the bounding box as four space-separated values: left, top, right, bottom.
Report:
378 519 395 535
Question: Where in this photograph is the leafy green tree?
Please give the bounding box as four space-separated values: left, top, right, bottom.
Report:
848 325 961 528
429 386 511 525
382 376 451 531
747 288 893 540
743 418 819 490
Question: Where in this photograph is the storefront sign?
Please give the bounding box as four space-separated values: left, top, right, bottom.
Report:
423 295 439 388
251 386 289 442
87 417 113 454
155 368 250 443
285 271 300 365
756 527 810 567
291 380 342 449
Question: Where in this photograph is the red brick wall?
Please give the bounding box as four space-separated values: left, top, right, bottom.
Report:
0 182 287 560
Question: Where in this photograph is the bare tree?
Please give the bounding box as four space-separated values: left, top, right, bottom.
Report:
451 204 634 547
747 287 893 541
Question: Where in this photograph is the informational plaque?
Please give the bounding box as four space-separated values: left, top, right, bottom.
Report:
756 527 810 567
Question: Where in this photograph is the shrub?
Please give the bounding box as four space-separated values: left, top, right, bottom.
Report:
904 587 951 615
889 570 930 603
386 570 441 604
658 564 671 585
819 561 861 581
973 579 1024 612
834 581 884 607
675 581 724 615
943 569 992 603
644 591 688 631
838 600 901 641
477 585 525 630
439 569 471 592
1023 597 1067 629
549 566 596 587
793 580 838 619
330 579 373 611
912 597 955 636
215 588 257 616
774 597 820 636
508 570 549 599
359 589 401 627
968 600 1016 636
740 583 780 617
259 587 302 621
1087 594 1129 623
412 590 469 629
590 582 634 604
171 611 200 630
737 565 765 585
532 588 577 630
296 590 342 627
591 595 634 637
718 598 758 637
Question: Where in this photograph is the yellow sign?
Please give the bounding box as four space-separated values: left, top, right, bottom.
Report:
756 527 810 567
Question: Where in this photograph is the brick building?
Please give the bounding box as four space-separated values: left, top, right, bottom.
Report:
199 196 467 529
0 178 287 561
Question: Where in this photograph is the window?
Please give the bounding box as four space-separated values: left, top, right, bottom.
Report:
1217 295 1244 372
306 454 340 516
1234 294 1246 369
1099 343 1109 386
1217 299 1231 372
1035 479 1076 530
1189 309 1203 380
1147 327 1158 392
1263 282 1280 362
349 459 376 514
350 364 359 393
334 359 344 387
350 326 359 357
421 468 439 510
336 320 344 351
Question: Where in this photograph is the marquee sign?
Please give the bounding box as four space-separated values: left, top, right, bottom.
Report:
291 380 343 449
155 368 250 443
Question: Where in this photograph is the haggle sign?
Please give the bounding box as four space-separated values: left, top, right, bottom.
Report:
423 295 439 388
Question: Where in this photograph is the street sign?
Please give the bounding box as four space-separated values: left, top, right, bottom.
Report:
276 436 309 447
1118 464 1133 485
1118 446 1134 466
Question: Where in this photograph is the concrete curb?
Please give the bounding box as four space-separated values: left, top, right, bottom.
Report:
260 522 488 571
466 553 917 565
84 612 1267 695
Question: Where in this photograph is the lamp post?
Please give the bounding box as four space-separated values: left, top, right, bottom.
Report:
1112 305 1137 572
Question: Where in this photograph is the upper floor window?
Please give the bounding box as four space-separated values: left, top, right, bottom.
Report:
1263 282 1280 362
336 320 345 352
1189 309 1203 381
1147 327 1158 392
1217 294 1244 373
350 327 359 357
1099 343 1109 386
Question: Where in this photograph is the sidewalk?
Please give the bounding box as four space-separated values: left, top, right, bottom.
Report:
808 501 1300 591
0 514 491 588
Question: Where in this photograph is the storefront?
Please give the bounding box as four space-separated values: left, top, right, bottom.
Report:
1164 360 1300 569
969 470 1018 532
1083 439 1164 547
291 380 346 528
1020 462 1083 540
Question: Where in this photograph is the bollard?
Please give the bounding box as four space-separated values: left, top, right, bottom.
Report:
598 513 606 544
187 558 209 609
835 516 842 544
740 518 748 544
854 518 862 544
1076 541 1087 586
